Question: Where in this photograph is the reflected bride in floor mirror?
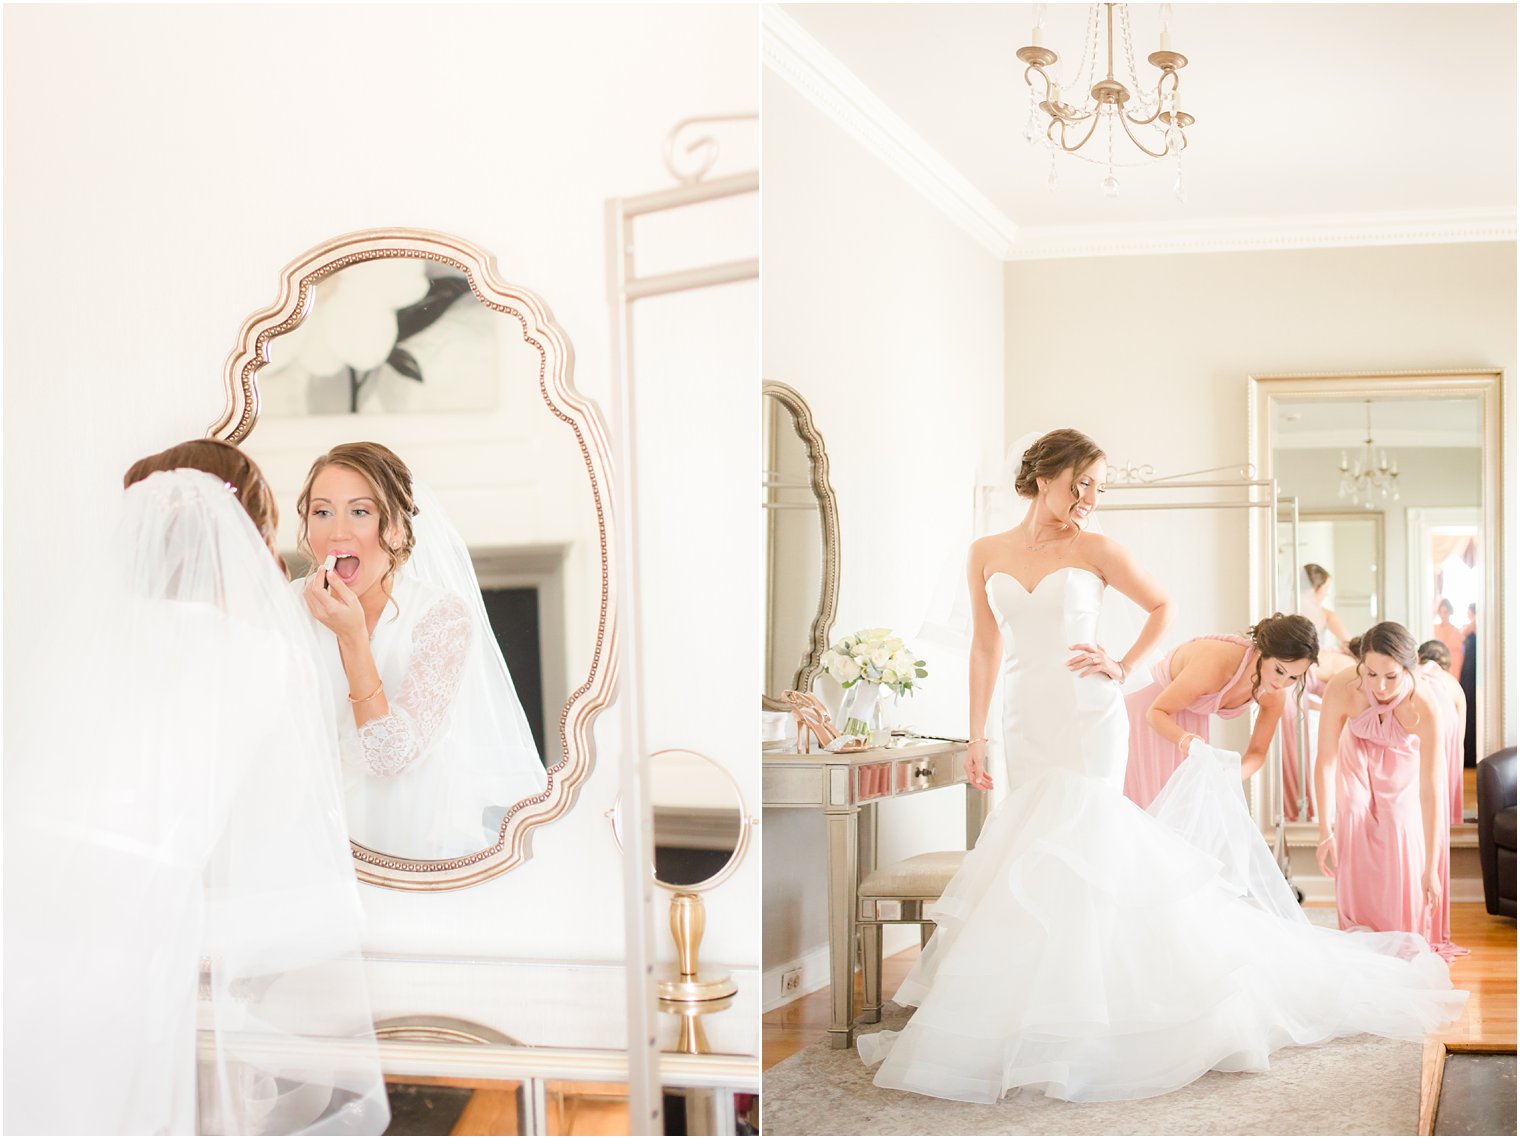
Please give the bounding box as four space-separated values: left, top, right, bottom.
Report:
215 227 614 889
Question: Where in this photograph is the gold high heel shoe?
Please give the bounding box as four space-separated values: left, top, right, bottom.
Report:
782 690 869 754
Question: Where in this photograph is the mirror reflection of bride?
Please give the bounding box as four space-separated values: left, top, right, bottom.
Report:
294 441 546 861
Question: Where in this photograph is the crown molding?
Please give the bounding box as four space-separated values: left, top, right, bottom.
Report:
761 3 1019 260
1009 207 1518 261
762 4 1514 264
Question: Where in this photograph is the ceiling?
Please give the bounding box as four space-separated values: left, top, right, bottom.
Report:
771 3 1516 255
1272 395 1484 450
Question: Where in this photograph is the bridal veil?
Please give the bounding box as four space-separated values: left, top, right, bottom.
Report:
4 469 388 1134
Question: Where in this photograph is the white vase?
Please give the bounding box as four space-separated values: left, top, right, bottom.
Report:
838 681 881 737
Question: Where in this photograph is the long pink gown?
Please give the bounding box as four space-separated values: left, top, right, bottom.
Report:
1335 672 1466 960
1122 635 1255 810
1420 664 1466 826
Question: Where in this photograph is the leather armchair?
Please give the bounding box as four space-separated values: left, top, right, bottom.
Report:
1477 746 1516 918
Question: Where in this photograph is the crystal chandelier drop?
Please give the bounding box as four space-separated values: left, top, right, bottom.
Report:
1017 3 1193 199
1338 401 1400 509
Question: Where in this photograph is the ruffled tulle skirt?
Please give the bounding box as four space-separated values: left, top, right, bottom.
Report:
857 752 1466 1104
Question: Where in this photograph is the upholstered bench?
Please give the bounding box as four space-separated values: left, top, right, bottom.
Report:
1477 747 1517 918
856 851 966 1023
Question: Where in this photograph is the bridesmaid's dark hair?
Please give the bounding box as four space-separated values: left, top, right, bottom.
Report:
1345 635 1363 658
1245 613 1319 703
1417 639 1451 670
1014 429 1105 500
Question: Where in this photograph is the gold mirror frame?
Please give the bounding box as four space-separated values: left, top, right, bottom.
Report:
212 227 617 890
1248 367 1507 769
761 380 840 712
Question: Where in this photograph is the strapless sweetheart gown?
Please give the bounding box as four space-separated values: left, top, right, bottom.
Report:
857 567 1465 1103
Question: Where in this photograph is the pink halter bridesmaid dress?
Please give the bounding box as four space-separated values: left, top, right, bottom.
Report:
1122 635 1256 810
1335 671 1466 960
1421 664 1466 826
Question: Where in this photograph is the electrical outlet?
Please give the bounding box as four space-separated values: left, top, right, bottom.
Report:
782 967 802 994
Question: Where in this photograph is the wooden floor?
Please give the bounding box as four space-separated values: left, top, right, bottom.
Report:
763 903 1516 1072
391 1078 631 1135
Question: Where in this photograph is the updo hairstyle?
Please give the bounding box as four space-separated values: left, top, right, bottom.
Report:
1014 428 1105 500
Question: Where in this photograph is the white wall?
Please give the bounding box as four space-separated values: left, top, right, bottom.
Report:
1005 242 1516 748
760 72 1006 979
3 4 759 974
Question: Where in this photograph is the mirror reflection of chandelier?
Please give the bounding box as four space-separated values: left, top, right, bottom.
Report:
1017 3 1193 199
1339 401 1400 508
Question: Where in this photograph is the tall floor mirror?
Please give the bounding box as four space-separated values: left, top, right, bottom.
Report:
1250 369 1505 837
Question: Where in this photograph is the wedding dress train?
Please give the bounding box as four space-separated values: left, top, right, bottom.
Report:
857 567 1465 1104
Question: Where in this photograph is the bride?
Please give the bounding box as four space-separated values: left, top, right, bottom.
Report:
6 441 387 1134
295 442 547 860
857 428 1466 1104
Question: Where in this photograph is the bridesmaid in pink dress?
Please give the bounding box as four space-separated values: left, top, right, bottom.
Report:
1122 613 1318 810
1315 622 1466 960
1418 639 1468 826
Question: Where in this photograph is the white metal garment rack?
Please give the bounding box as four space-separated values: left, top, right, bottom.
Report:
1101 465 1303 880
607 114 758 1134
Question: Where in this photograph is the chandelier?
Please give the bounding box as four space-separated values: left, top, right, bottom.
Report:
1339 401 1400 508
1017 3 1193 198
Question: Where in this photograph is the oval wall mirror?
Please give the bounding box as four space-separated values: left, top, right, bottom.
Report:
214 228 615 890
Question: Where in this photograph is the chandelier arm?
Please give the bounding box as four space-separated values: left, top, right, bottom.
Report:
1023 63 1055 99
1116 111 1170 159
1052 111 1104 154
1125 72 1177 127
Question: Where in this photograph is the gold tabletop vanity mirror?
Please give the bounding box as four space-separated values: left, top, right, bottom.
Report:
214 228 615 889
612 750 753 1021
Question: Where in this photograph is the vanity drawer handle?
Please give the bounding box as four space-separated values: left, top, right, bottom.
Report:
910 762 934 781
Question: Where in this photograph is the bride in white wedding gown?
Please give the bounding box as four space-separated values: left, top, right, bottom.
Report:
857 429 1465 1105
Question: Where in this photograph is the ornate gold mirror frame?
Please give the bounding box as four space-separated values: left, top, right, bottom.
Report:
1247 366 1507 769
761 380 840 712
212 227 616 890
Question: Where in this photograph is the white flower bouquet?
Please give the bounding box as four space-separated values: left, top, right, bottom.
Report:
820 627 928 698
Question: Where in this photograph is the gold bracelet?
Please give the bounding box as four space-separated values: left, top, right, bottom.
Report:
348 680 384 704
968 736 989 744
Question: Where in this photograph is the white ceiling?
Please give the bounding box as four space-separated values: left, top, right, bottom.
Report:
771 3 1517 255
1273 395 1484 449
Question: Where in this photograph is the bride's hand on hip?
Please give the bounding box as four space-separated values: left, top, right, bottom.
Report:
1067 642 1120 681
964 742 993 791
302 567 366 641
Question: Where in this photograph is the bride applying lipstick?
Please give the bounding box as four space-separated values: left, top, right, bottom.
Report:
296 441 545 860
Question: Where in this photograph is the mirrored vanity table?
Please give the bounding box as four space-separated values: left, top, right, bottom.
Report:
763 739 988 1048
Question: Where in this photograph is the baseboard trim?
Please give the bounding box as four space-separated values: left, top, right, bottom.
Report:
763 927 922 1012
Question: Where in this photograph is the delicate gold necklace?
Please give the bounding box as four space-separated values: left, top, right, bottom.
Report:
1023 522 1075 552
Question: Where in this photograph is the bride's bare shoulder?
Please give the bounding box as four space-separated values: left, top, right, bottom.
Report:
970 531 1017 563
1077 529 1129 568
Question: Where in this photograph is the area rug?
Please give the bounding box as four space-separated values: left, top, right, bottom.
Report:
763 914 1426 1136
